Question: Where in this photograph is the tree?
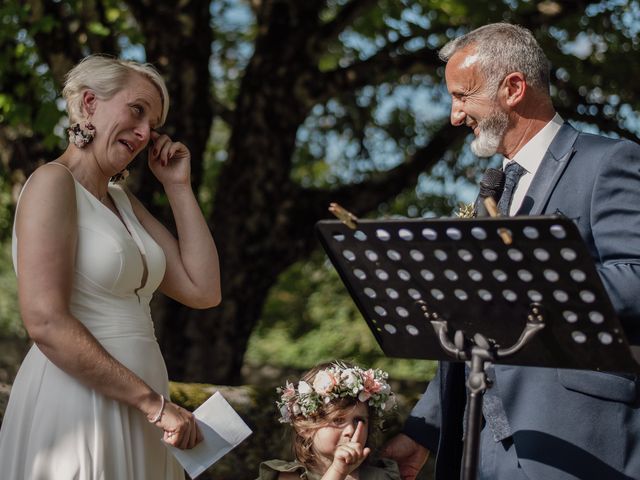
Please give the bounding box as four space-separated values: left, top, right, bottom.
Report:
2 0 639 383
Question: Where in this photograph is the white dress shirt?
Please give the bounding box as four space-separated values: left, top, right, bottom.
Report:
502 113 564 215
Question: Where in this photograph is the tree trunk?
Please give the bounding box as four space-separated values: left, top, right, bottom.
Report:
154 0 458 384
158 1 324 384
125 0 213 217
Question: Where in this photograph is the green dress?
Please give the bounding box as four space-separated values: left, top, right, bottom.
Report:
256 458 401 480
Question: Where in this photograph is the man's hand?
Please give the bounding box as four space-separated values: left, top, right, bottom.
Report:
380 433 429 480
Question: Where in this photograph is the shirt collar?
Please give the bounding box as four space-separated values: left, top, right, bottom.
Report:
502 113 564 172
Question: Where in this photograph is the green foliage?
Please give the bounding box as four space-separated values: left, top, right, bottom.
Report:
0 159 18 337
0 170 16 239
199 118 231 216
0 2 65 152
246 252 437 382
2 0 640 384
0 239 23 339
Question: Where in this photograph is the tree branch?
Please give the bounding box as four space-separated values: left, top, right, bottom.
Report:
312 0 379 48
556 105 639 142
264 121 467 267
520 0 588 30
26 0 89 85
255 0 326 41
306 44 441 104
88 0 120 55
124 0 145 13
296 121 466 222
554 79 639 141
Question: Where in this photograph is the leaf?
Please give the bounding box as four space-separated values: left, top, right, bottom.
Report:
87 21 111 37
33 101 62 136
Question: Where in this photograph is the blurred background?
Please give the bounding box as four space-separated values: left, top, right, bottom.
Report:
1 1 639 478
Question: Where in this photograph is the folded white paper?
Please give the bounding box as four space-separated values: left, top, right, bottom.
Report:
167 391 253 479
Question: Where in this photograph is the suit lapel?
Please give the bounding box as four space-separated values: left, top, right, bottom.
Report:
517 122 579 215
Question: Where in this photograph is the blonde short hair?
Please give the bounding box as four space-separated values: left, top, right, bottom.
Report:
62 54 170 125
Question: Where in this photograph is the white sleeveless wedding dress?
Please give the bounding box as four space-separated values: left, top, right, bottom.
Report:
0 162 184 479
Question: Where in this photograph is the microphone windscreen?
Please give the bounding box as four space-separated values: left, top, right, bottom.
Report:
474 168 505 217
479 168 505 198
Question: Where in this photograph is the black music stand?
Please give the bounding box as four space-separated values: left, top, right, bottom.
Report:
315 215 640 480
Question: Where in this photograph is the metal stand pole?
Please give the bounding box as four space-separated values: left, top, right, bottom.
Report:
421 303 545 480
461 349 492 480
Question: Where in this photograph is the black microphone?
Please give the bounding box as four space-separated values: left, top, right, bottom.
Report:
474 168 505 217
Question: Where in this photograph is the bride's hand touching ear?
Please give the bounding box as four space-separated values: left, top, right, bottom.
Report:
148 131 191 187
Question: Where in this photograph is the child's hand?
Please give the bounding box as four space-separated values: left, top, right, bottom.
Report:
326 421 371 478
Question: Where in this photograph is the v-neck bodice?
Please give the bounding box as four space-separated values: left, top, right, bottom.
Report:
78 181 162 297
71 177 158 297
12 162 167 340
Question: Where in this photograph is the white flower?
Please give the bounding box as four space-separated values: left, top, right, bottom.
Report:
279 404 291 422
298 381 312 395
384 395 397 411
292 403 301 416
358 391 371 402
341 369 359 389
313 370 336 395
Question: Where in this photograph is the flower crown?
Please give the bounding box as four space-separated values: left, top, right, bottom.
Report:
276 362 396 424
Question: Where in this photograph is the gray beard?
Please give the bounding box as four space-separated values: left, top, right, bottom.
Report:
470 108 509 157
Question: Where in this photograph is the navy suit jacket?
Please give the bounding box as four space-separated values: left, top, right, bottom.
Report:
404 123 640 479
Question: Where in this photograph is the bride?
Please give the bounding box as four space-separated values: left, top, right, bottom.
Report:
0 54 221 479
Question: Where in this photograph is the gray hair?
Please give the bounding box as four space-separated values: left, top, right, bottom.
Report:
62 54 170 125
439 23 550 94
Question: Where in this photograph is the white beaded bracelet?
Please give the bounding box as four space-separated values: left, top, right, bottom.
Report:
149 395 166 424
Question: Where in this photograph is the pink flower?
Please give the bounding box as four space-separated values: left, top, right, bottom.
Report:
363 370 382 394
281 381 296 401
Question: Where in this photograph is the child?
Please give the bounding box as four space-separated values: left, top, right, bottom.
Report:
257 361 401 480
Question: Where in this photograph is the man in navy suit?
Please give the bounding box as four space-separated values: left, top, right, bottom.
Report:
383 23 640 479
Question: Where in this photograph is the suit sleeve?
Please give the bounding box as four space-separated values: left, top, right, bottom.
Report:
402 365 442 452
591 139 640 338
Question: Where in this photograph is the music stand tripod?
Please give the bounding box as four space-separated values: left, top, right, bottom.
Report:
315 215 640 480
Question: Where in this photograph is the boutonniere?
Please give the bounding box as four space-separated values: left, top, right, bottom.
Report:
455 202 475 218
